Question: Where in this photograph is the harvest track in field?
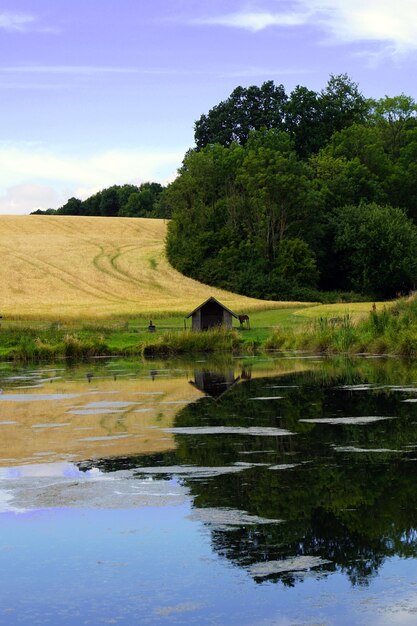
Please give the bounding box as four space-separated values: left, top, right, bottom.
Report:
0 215 300 319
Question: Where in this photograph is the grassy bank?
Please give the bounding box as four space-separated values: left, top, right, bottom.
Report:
0 307 310 361
266 296 417 356
0 324 245 362
0 299 402 362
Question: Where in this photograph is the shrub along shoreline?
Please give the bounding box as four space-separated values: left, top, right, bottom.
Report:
0 327 244 362
1 297 416 362
266 297 417 357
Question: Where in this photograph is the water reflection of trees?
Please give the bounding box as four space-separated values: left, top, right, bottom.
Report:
80 361 417 587
172 369 417 586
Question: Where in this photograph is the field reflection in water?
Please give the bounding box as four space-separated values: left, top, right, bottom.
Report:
1 355 417 624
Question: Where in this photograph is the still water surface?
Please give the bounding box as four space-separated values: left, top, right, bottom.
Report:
1 355 417 625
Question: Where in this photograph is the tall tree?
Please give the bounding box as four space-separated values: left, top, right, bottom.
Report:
57 197 82 216
194 81 287 148
285 85 324 158
370 94 417 156
99 187 120 217
319 74 369 140
238 130 314 260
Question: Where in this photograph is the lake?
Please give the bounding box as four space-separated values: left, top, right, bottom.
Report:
1 354 417 625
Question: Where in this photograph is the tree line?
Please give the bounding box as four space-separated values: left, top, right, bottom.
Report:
165 74 417 300
32 181 168 218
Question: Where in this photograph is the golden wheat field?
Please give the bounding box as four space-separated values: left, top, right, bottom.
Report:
0 215 297 319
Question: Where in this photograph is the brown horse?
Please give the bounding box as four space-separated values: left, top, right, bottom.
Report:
238 314 250 329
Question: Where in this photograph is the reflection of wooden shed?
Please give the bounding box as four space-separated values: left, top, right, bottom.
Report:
190 369 240 399
186 297 238 331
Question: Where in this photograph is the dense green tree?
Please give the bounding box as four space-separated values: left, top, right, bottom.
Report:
312 152 386 210
116 184 140 209
238 130 315 259
81 191 101 216
325 124 391 180
273 238 319 287
284 76 368 159
285 85 324 158
99 187 120 217
31 208 57 215
194 81 288 148
118 192 143 217
118 182 164 217
319 74 369 139
169 74 417 300
57 197 83 216
381 129 417 219
47 182 166 219
166 130 322 299
166 143 245 280
194 74 369 159
370 94 417 156
332 203 417 296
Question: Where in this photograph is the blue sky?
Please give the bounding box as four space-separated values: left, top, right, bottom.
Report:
1 0 417 213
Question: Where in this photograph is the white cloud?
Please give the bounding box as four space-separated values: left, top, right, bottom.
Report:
0 145 184 214
308 0 417 53
0 11 57 34
192 10 308 32
194 0 417 54
0 184 64 215
0 12 35 32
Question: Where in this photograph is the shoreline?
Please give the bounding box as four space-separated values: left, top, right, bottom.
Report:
0 298 415 362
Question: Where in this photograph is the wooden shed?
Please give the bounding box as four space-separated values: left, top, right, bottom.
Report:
185 297 238 331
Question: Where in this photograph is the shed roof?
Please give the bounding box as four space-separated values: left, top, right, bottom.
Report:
185 296 238 319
